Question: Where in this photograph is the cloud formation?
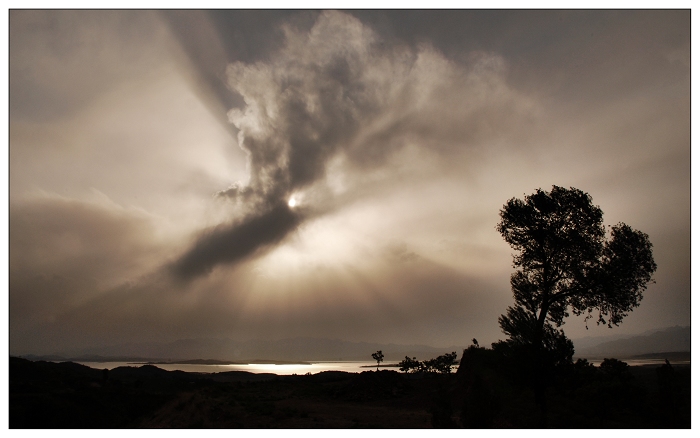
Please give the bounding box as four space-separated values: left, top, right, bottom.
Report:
8 10 689 356
175 11 537 278
172 201 301 279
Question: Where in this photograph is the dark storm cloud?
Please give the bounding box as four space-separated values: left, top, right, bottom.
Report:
171 202 301 279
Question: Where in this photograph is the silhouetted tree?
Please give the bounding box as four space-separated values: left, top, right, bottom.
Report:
424 352 458 374
371 350 384 370
497 186 656 350
498 305 574 367
496 186 656 423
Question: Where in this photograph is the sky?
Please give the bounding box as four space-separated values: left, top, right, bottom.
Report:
7 10 690 356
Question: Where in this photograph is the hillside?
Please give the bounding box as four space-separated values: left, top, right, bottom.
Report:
10 350 691 428
573 326 690 359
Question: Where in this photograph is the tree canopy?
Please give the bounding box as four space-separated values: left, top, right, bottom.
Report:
496 186 657 348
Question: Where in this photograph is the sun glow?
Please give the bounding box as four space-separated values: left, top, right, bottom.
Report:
288 196 297 208
253 214 363 280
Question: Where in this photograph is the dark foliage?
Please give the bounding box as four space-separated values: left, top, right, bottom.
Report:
398 352 458 374
497 186 656 338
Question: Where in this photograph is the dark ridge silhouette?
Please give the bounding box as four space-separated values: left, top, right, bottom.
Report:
10 355 690 428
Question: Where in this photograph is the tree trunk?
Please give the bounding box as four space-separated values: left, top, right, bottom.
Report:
533 301 550 426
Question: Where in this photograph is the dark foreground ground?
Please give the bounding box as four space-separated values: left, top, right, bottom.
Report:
9 353 691 428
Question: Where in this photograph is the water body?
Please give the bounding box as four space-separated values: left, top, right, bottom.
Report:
74 358 688 375
75 361 395 375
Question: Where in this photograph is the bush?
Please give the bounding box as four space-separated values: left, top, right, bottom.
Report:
398 352 458 374
398 356 421 373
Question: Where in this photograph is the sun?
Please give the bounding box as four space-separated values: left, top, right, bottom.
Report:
288 197 297 208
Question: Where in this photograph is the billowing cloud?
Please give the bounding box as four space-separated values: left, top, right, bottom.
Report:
175 11 538 279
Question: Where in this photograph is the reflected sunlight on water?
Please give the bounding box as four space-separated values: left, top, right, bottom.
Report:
75 361 398 375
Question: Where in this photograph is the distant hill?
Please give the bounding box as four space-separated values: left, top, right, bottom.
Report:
573 326 690 359
32 337 467 363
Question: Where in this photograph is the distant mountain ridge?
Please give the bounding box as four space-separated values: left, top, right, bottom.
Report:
573 325 690 359
20 326 690 363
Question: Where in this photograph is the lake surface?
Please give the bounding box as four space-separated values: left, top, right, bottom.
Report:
73 358 687 375
75 361 396 375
